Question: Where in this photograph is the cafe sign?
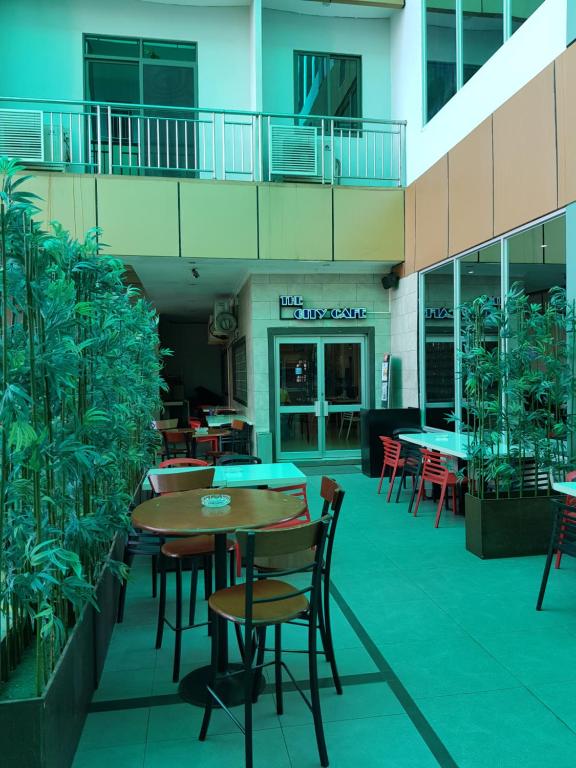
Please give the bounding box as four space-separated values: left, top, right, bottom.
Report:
279 295 367 321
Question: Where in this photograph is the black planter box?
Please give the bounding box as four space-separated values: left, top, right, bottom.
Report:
465 492 558 559
0 538 122 768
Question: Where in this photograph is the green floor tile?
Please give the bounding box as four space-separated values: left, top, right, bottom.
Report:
417 687 576 768
77 709 150 751
73 743 146 768
282 715 439 768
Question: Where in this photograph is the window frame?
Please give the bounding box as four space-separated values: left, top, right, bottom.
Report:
293 50 363 122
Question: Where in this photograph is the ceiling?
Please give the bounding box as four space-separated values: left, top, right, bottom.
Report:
125 256 394 320
141 0 396 18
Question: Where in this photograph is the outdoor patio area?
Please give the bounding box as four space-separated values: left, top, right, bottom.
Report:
73 468 576 768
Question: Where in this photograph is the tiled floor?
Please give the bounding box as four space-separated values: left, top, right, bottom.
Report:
74 470 576 767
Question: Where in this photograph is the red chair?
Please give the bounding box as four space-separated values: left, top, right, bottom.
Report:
189 418 219 453
267 483 311 529
413 449 461 528
555 470 576 568
377 436 405 501
159 458 209 468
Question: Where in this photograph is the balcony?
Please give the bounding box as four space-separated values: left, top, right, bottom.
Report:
0 97 405 188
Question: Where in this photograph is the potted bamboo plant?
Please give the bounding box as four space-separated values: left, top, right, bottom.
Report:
459 284 574 558
0 159 165 767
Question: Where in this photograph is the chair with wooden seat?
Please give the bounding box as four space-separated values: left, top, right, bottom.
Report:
537 499 576 610
209 420 251 460
150 468 237 682
412 448 461 528
199 517 332 768
256 478 345 696
377 436 405 502
188 418 220 454
159 457 209 469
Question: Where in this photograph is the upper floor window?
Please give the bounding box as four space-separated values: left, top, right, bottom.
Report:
294 52 361 122
84 35 197 109
424 0 546 123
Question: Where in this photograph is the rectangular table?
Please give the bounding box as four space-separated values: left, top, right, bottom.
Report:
551 481 576 497
396 430 472 460
142 462 305 492
205 414 252 428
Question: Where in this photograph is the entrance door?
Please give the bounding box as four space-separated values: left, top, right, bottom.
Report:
275 336 368 460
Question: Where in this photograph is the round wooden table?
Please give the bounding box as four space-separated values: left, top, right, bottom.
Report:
131 487 304 705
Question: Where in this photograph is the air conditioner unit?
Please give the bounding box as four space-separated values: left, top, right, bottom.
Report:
269 125 318 177
0 109 44 162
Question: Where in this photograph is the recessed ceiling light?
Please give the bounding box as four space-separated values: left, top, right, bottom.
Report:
467 269 475 275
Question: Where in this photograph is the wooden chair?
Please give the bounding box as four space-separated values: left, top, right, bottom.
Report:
210 420 251 459
377 436 405 501
199 518 331 768
255 478 345 696
152 418 178 430
162 430 191 460
151 467 236 682
555 470 576 569
537 499 576 610
412 448 461 528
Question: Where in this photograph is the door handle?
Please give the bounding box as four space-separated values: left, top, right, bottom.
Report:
314 400 322 418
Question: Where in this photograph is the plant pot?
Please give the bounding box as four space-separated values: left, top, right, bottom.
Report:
0 536 123 768
465 492 559 559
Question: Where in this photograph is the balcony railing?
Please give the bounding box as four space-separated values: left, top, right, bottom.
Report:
0 97 405 187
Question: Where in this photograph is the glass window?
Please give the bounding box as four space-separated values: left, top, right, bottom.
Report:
294 52 361 121
84 36 139 58
425 0 457 122
462 0 503 86
143 40 197 63
511 0 546 34
423 262 455 428
507 217 566 295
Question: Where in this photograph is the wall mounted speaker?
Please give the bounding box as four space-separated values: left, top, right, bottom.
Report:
381 273 399 290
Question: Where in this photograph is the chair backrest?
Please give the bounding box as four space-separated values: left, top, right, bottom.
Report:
153 418 178 430
271 483 310 523
319 477 345 579
159 458 209 468
237 517 331 628
148 467 214 495
164 430 188 445
550 499 576 558
565 470 576 508
379 435 402 467
217 454 262 466
231 419 246 432
400 443 423 473
420 448 451 482
188 418 202 429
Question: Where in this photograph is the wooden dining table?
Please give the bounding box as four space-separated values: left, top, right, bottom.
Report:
131 487 305 706
160 427 230 458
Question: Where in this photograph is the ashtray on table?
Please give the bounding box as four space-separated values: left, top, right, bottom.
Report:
201 494 231 508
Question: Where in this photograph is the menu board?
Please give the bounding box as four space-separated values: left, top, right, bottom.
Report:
232 337 247 406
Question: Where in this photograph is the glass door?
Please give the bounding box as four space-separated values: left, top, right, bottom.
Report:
275 336 367 460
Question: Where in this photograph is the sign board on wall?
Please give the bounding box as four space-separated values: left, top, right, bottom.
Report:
279 295 367 321
381 353 391 407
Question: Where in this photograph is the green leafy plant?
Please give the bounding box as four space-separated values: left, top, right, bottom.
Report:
459 284 575 500
0 158 165 695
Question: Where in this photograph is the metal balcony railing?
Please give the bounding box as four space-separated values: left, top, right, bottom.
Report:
0 97 406 187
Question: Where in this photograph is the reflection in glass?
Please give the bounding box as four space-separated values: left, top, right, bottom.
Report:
325 413 360 451
426 0 457 121
280 414 318 453
295 53 361 121
423 263 455 427
324 343 361 405
463 1 503 85
507 216 566 295
511 0 545 33
278 344 317 405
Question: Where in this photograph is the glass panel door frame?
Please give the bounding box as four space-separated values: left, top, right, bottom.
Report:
269 327 375 462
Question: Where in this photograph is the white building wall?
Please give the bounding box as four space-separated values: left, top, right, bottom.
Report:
262 9 392 119
0 0 253 111
390 273 418 408
390 0 567 184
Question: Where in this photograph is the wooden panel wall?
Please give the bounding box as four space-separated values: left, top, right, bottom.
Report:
404 47 576 275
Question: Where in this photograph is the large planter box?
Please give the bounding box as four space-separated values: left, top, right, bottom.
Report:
0 537 123 768
465 492 558 559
